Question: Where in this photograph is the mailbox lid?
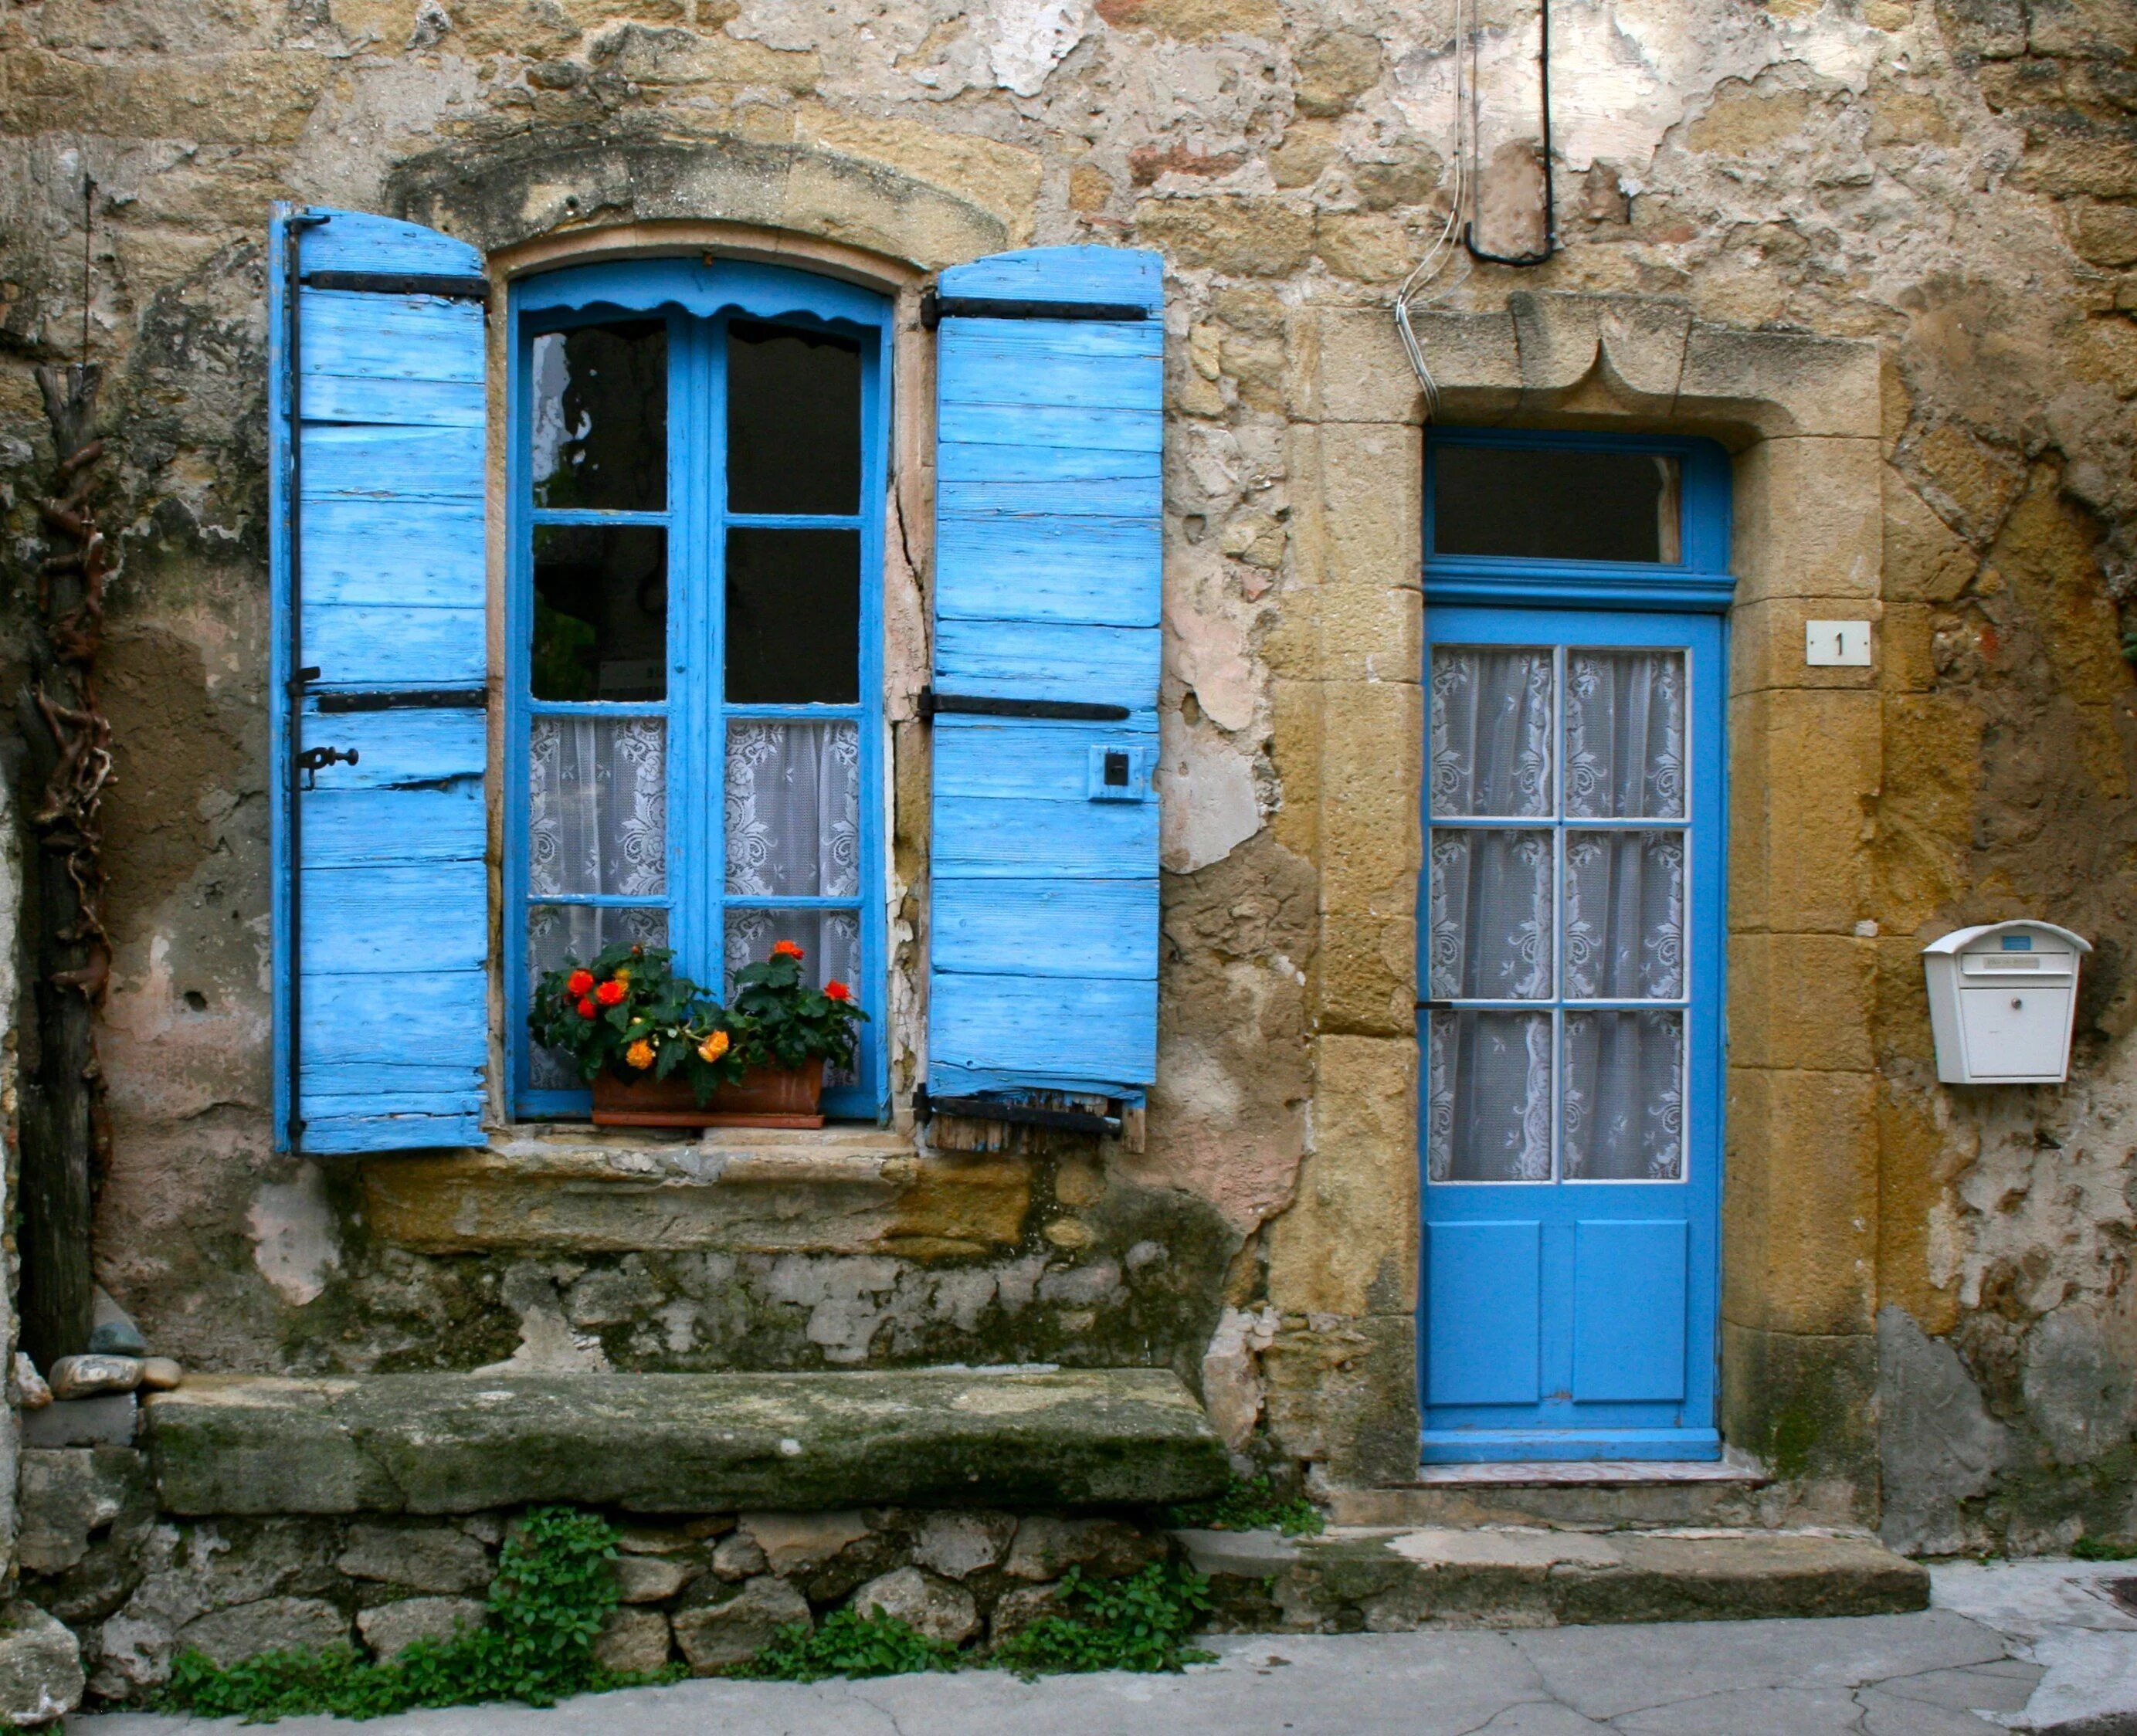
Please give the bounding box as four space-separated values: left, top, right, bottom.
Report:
1958 984 2073 1077
1924 919 2092 963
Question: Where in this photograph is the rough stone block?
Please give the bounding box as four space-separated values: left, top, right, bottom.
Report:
1725 1066 1878 1336
1726 934 1876 1071
0 1602 82 1728
18 1449 147 1576
1679 327 1883 438
850 1566 979 1646
336 1524 493 1594
1299 307 1427 425
1721 1323 1879 1515
1318 680 1421 917
1002 1516 1162 1582
175 1597 350 1670
911 1511 1016 1580
672 1576 810 1673
739 1511 870 1575
356 1597 486 1660
592 1608 673 1674
1729 687 1881 934
614 1553 700 1603
1318 422 1423 594
1732 438 1885 605
1728 596 1886 697
23 1397 135 1449
147 1370 1229 1515
1133 195 1314 276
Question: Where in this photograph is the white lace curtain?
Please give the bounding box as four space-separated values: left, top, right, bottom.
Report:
1427 647 1687 1185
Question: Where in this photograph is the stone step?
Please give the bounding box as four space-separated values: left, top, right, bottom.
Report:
1328 1460 1782 1533
145 1368 1229 1517
1176 1525 1930 1630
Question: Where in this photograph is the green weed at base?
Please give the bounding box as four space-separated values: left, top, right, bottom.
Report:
991 1563 1216 1677
157 1507 678 1724
731 1609 962 1682
1165 1474 1326 1538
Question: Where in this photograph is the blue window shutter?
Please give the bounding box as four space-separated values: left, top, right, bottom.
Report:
270 205 489 1154
928 246 1163 1103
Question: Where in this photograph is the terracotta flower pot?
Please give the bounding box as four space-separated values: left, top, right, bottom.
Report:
591 1059 826 1129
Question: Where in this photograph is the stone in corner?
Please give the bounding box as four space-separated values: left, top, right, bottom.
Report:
0 1601 83 1728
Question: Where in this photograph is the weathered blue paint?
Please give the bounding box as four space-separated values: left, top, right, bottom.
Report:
1419 429 1732 1463
506 259 891 1121
270 204 490 1155
926 248 1164 1104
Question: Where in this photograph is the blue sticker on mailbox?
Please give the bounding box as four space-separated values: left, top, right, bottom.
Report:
2002 934 2033 950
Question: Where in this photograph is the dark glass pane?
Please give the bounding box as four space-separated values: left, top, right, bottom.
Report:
727 320 863 515
531 320 667 510
531 524 667 701
724 528 860 704
1433 444 1682 564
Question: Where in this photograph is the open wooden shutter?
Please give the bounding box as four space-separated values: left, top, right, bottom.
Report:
269 205 489 1155
925 246 1163 1116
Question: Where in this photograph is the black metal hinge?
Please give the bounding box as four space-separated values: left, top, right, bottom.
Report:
314 688 490 714
921 290 1149 330
914 1088 1123 1138
918 687 1130 723
303 270 491 303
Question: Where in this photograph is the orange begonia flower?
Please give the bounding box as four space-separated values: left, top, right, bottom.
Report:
771 940 805 959
825 980 853 1002
595 978 628 1006
576 996 598 1020
625 1038 656 1070
565 969 595 998
697 1029 731 1064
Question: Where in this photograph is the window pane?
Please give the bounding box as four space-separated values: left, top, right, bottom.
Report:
532 525 667 701
1562 1009 1683 1180
727 320 863 515
1430 647 1553 817
1433 445 1682 564
1562 831 1685 1000
1428 829 1552 1000
526 904 669 1091
724 528 860 704
531 321 667 510
529 717 667 898
727 721 860 897
1426 1011 1553 1183
1565 649 1686 819
725 908 862 1086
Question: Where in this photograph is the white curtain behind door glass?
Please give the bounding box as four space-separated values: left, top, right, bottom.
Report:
528 718 667 897
725 722 860 897
1429 829 1552 1000
1564 650 1684 818
1429 1012 1552 1182
1562 1009 1683 1179
1430 648 1552 816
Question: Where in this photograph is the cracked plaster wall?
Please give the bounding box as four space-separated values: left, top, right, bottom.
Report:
0 0 2127 1515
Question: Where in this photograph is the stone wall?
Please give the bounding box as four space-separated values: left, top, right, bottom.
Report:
0 0 2128 1535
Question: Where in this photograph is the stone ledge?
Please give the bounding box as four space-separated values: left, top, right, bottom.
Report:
361 1126 1029 1256
146 1368 1229 1517
1181 1525 1928 1630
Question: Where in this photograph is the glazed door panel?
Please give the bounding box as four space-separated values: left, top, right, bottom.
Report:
1419 606 1723 1462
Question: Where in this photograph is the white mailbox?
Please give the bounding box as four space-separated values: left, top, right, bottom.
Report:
1923 921 2090 1085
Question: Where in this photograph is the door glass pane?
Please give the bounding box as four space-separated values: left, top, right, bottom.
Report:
528 717 667 898
727 321 863 515
727 721 860 897
531 525 667 701
1427 1011 1553 1183
1565 650 1685 819
724 528 860 704
1433 445 1682 564
1430 648 1552 817
1429 829 1552 999
725 908 863 1086
1562 1009 1683 1180
1562 831 1685 1000
531 320 667 510
527 904 670 1090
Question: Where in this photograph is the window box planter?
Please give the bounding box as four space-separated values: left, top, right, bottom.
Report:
591 1060 826 1130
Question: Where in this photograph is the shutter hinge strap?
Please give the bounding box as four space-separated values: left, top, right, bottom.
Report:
918 687 1130 723
914 1088 1123 1139
921 289 1150 330
301 270 491 303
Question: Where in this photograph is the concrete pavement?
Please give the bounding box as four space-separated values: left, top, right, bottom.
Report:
66 1558 2137 1734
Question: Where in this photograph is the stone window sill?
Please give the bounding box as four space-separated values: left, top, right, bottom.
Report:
355 1121 1030 1260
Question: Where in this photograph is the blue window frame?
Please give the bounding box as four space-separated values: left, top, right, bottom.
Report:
1418 427 1733 1463
505 259 891 1121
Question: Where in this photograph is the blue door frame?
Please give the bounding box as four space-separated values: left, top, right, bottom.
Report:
1420 430 1732 1464
504 259 892 1122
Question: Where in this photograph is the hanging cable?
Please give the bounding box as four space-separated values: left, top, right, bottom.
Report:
1394 0 1477 418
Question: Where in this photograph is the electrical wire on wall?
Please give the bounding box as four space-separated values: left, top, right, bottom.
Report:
1395 0 1559 415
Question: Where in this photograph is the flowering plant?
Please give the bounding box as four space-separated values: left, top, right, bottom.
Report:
725 940 868 1074
528 942 744 1104
528 939 867 1099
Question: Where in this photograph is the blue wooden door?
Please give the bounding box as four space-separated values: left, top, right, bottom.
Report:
1419 606 1724 1462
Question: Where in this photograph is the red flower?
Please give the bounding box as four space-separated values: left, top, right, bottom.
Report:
595 978 627 1006
576 996 598 1019
825 979 853 1002
565 969 594 998
772 940 805 960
